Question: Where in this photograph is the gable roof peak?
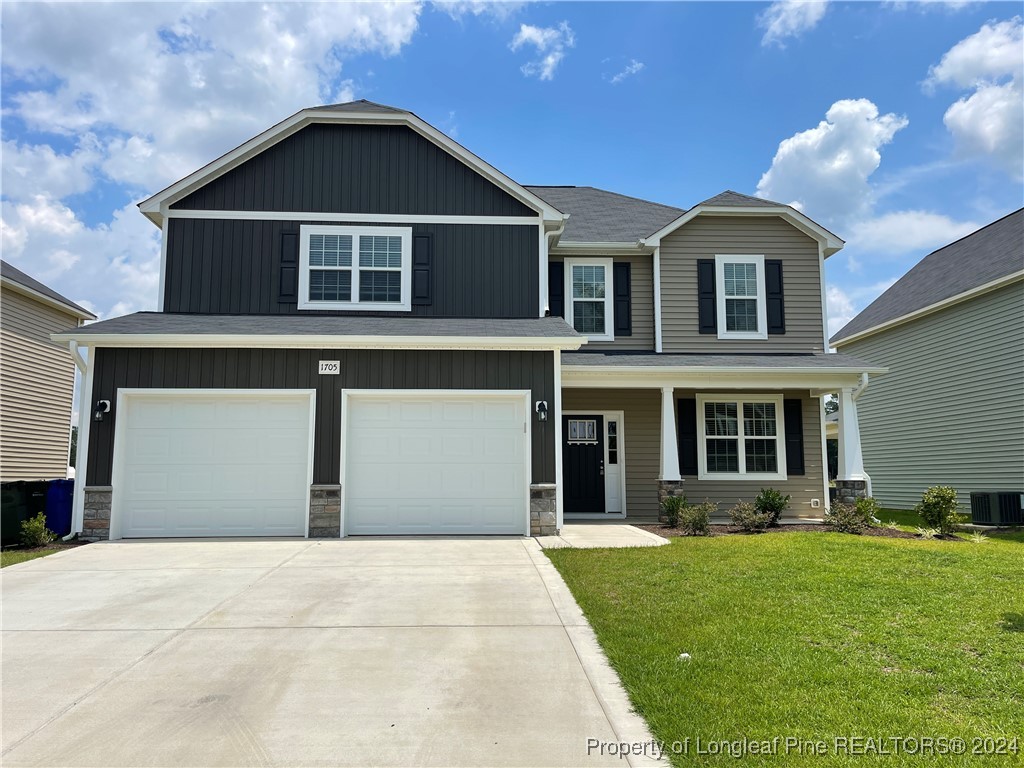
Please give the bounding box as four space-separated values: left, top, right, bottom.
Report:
312 99 408 114
699 190 786 208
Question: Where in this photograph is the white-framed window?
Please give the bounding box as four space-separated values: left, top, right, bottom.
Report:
696 394 786 480
715 255 767 340
564 258 614 341
298 225 412 311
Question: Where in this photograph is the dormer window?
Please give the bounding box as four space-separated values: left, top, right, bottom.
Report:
715 254 767 340
298 225 412 311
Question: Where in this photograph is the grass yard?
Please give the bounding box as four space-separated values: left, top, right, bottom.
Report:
548 532 1023 766
1 547 64 568
877 508 923 529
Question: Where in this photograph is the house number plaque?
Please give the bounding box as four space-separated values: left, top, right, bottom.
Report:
318 360 341 375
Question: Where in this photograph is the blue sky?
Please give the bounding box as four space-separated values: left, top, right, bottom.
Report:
2 1 1021 337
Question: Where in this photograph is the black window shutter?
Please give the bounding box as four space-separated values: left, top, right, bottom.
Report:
677 398 699 476
278 231 298 302
412 234 432 306
613 262 632 336
697 259 716 334
766 260 786 334
548 262 564 318
783 399 805 475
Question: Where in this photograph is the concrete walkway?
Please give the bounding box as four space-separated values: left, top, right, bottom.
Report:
1 539 662 767
536 523 669 550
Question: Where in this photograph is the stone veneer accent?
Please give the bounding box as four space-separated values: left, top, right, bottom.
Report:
309 484 342 538
81 486 112 542
530 483 557 536
657 480 686 523
833 479 868 505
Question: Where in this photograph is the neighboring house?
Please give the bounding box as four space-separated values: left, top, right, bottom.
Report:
53 100 881 541
831 209 1024 511
1 260 96 481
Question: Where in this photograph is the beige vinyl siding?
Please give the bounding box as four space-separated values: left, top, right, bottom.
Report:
551 255 655 351
660 216 825 353
1 288 79 480
674 390 826 519
561 388 825 520
562 388 661 517
837 281 1024 511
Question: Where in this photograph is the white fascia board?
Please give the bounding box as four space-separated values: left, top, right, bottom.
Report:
49 332 587 352
139 109 564 227
164 210 541 226
831 270 1024 348
551 240 651 255
560 365 884 391
1 277 97 320
644 205 845 256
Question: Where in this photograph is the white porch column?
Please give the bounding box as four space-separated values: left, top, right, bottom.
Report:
660 386 681 481
837 386 866 481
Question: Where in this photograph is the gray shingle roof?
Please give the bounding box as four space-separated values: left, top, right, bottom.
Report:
698 190 785 208
832 208 1024 344
563 351 882 371
525 186 684 243
1 260 95 319
53 312 580 340
315 99 408 114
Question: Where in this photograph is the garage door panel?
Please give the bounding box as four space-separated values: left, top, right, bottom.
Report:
118 394 311 538
345 393 528 535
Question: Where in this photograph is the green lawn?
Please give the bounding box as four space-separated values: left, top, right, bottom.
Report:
548 532 1023 766
877 508 923 528
0 548 62 568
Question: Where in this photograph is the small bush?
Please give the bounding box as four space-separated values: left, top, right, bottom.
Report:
754 487 790 525
968 532 989 544
679 500 716 536
884 520 901 531
730 501 772 532
661 494 687 528
915 486 962 534
824 502 872 533
20 512 56 547
915 526 939 540
855 496 883 526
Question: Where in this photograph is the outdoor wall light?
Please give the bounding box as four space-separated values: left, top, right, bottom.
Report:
535 400 548 422
94 400 111 422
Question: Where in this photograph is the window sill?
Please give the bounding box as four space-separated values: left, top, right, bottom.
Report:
297 301 412 312
716 330 769 341
698 472 786 482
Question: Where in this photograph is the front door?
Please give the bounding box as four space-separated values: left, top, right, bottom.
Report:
563 415 605 513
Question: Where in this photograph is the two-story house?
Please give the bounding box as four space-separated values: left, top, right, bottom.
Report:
54 100 882 541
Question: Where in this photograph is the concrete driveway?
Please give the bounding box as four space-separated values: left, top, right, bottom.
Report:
1 538 659 767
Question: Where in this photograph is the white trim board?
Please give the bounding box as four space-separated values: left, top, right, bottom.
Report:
50 332 586 351
831 270 1024 348
561 367 878 392
163 209 542 226
139 108 565 226
338 389 533 537
108 388 317 541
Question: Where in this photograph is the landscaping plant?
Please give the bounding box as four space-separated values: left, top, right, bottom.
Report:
915 485 962 535
915 526 939 540
824 501 873 534
854 496 882 526
678 500 716 536
661 494 687 528
729 501 772 532
753 487 790 525
20 512 56 548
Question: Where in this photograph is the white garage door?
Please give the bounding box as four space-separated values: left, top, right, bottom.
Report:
344 392 529 535
116 392 313 538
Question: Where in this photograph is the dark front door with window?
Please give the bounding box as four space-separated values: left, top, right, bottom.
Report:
563 415 605 513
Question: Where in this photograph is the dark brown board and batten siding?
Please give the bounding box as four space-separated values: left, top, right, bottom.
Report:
87 348 556 488
163 219 539 317
660 216 825 353
171 124 535 217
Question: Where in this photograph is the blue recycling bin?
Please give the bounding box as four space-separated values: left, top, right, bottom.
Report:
45 479 74 537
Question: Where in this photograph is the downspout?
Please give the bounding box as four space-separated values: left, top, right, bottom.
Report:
65 338 90 541
850 372 871 495
543 217 568 315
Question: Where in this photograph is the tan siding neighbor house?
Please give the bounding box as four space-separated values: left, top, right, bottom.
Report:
1 261 95 481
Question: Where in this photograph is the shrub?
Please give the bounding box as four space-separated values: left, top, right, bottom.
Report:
884 520 900 531
661 494 687 528
915 486 962 535
915 527 939 540
20 512 56 548
730 501 772 532
679 500 716 536
824 502 872 534
855 496 882 526
754 487 790 525
968 532 989 544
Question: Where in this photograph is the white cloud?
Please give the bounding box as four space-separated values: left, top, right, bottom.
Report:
826 285 856 338
509 21 575 80
846 210 980 254
756 99 908 225
0 2 424 317
436 1 526 21
610 59 645 85
924 18 1023 179
758 0 828 48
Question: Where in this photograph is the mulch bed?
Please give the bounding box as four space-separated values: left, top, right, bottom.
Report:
635 523 963 541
